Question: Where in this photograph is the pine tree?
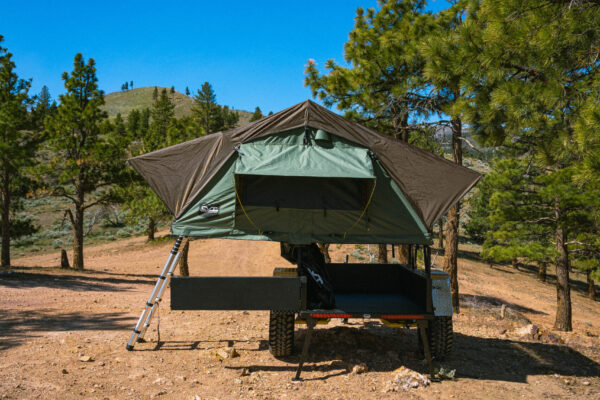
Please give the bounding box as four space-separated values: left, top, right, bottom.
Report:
459 0 600 330
185 86 190 96
147 89 175 151
124 81 128 91
0 36 40 268
250 106 263 122
191 82 217 134
126 109 140 140
130 80 133 89
170 85 175 94
31 85 56 131
220 105 239 130
43 53 125 269
152 86 158 100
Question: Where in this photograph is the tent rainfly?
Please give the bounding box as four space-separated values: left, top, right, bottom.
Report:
129 100 481 245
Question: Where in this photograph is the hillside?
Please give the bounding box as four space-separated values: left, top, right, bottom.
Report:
103 86 253 126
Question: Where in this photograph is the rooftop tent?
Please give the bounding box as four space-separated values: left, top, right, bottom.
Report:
129 100 482 244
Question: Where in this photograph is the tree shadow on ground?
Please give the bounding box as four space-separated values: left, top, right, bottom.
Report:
504 263 597 298
0 308 134 352
133 339 270 352
460 293 547 316
0 270 155 291
225 324 599 382
10 265 163 280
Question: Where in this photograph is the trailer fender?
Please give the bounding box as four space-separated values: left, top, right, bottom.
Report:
431 271 453 317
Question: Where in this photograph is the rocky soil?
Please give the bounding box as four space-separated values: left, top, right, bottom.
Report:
1 235 599 399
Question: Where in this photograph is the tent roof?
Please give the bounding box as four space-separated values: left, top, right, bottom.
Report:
129 99 481 228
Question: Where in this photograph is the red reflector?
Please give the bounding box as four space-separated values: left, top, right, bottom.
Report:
309 313 352 319
380 314 425 320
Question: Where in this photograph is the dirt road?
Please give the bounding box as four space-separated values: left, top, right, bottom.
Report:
1 235 599 399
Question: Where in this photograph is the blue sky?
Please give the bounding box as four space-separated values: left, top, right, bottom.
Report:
1 0 451 113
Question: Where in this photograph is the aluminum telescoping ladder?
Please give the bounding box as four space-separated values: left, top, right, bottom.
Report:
126 236 186 350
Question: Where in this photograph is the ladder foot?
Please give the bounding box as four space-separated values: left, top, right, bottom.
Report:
126 344 134 351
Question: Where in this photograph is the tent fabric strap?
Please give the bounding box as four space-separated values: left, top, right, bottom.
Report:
343 180 377 240
232 176 262 235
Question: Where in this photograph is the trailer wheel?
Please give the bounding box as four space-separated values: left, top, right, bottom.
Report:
268 311 295 357
418 316 453 360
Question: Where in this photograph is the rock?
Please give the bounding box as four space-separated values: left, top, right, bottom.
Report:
61 369 68 374
437 366 456 380
239 368 250 377
215 347 239 360
390 366 431 390
352 363 368 374
582 380 591 386
234 378 243 385
500 304 506 319
151 390 167 398
98 361 105 366
78 355 93 362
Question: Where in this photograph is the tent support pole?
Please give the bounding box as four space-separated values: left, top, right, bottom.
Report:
126 236 185 350
293 317 316 381
418 320 435 378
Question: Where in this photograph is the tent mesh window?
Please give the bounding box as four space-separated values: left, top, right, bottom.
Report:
236 175 372 211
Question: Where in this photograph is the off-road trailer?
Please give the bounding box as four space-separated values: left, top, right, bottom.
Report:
123 100 480 381
127 240 452 380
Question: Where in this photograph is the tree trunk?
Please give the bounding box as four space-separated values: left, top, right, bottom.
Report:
60 249 70 269
588 270 596 301
397 245 409 264
317 243 331 263
537 261 547 283
377 244 388 264
444 117 463 314
444 204 460 313
553 221 572 331
179 240 189 276
512 258 519 271
147 217 156 241
72 205 85 270
438 219 444 250
1 171 10 269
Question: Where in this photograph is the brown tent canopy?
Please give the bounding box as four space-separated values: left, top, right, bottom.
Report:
129 100 481 230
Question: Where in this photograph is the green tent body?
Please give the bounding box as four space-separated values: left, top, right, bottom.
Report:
129 100 481 245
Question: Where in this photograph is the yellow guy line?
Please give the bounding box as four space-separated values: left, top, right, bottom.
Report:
232 176 262 235
343 180 377 240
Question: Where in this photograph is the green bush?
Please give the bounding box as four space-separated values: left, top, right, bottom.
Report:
116 228 131 238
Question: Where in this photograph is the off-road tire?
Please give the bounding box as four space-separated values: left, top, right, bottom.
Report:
268 268 298 357
418 316 453 360
268 311 295 357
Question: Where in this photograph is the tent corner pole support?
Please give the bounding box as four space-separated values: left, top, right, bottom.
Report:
293 317 316 381
418 320 436 379
126 235 186 351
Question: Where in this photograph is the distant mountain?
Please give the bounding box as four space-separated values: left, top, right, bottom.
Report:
102 86 253 126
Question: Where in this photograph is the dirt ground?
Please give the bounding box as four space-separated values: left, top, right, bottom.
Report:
1 234 599 400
